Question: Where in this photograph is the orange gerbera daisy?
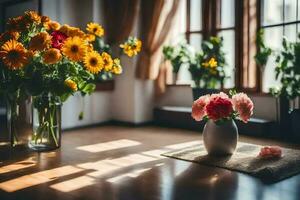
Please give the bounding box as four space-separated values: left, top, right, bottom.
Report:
0 31 20 44
24 11 41 24
0 40 30 70
42 48 62 64
44 21 61 31
29 32 52 51
101 52 113 72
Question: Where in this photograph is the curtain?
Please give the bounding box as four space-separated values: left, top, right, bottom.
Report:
102 0 139 45
136 0 180 83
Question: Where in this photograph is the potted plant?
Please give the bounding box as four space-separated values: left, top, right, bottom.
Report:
192 91 254 155
163 41 193 84
270 35 300 140
254 29 272 91
189 36 226 100
0 11 141 151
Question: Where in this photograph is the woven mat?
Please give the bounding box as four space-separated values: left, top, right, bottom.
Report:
162 141 300 183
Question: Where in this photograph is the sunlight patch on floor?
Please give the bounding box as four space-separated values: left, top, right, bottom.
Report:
106 167 152 183
0 157 36 174
0 165 83 192
76 139 141 153
50 176 95 192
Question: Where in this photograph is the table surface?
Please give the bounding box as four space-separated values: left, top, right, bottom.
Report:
0 125 300 200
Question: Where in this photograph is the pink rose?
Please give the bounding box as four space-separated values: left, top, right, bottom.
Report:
232 93 254 123
259 146 282 159
192 95 210 121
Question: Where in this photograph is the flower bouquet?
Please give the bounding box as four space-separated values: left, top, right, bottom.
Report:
192 91 254 155
0 11 141 150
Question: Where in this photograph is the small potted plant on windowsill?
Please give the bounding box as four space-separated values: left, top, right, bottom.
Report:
189 36 226 100
270 35 300 140
163 41 193 84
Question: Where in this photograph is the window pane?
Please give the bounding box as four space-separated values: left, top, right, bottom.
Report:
218 30 235 88
189 33 202 51
190 0 202 31
220 0 235 28
284 0 297 22
284 24 297 42
262 0 283 25
263 27 283 92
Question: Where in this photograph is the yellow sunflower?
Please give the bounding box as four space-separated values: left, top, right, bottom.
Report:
86 23 104 37
0 40 30 70
29 32 52 52
43 48 62 64
120 38 142 57
83 51 104 74
64 79 78 91
101 52 113 72
62 36 87 62
112 58 122 75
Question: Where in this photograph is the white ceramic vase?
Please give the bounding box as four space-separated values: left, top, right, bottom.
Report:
203 119 238 155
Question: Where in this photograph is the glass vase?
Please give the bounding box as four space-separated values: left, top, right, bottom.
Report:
6 98 32 148
29 94 62 151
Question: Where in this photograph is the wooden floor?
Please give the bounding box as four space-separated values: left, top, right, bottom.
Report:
0 125 300 200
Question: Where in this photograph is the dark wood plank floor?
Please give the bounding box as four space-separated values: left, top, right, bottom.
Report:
0 125 300 200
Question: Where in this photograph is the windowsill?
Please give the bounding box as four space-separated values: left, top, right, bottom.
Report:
166 84 273 97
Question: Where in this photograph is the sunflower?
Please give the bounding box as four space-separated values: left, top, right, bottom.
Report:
101 52 113 72
64 79 78 91
86 23 104 37
43 48 62 64
120 38 142 57
0 40 30 70
62 36 87 62
29 32 52 51
112 58 122 75
83 51 104 74
44 21 61 31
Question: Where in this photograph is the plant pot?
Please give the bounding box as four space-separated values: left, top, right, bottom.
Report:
29 94 62 151
291 109 300 140
192 88 220 101
203 119 238 155
277 96 292 139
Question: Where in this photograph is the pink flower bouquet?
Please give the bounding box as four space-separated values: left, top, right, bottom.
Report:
192 92 254 123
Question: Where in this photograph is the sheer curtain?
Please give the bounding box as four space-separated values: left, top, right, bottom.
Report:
136 0 180 90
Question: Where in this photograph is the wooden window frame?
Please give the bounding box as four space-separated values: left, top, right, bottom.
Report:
184 0 271 94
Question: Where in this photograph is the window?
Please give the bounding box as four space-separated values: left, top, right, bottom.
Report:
217 0 236 88
261 0 300 92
